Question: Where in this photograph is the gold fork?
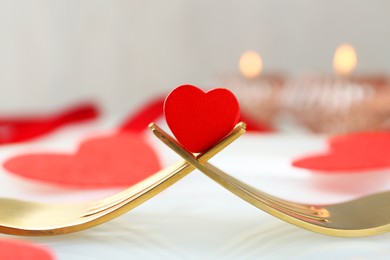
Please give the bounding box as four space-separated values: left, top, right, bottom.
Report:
3 121 390 237
0 123 245 236
150 122 390 237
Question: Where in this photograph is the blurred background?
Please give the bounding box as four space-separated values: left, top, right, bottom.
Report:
1 3 390 258
1 0 389 118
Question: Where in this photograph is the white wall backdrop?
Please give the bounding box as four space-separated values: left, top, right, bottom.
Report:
0 0 389 114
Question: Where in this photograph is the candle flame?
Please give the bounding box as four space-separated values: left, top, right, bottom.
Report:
333 44 357 76
239 51 263 78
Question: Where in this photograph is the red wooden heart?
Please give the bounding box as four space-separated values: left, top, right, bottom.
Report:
292 132 390 172
0 239 54 260
164 85 240 153
119 96 272 133
4 133 161 188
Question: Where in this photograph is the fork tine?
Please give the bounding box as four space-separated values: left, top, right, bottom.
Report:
0 123 245 236
204 163 329 222
214 166 329 218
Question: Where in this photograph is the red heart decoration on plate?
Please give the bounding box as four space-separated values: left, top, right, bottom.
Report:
0 239 54 260
292 132 390 172
164 85 240 153
4 133 161 188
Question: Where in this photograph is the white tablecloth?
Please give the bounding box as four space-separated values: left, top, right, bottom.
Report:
1 120 390 259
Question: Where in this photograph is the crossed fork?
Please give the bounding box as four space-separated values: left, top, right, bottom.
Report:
1 122 390 237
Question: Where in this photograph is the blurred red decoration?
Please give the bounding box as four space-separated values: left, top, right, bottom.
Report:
120 97 165 133
0 239 54 260
293 132 390 172
4 133 160 188
0 102 99 144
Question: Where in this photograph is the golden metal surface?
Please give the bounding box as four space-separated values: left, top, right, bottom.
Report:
151 122 390 237
0 123 245 236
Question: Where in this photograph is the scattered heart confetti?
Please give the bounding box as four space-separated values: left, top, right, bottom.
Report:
164 85 240 153
4 133 161 188
0 102 99 144
292 132 390 172
0 239 54 260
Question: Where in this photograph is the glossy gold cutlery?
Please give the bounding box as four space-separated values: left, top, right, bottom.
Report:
0 123 245 236
2 121 390 237
151 122 390 237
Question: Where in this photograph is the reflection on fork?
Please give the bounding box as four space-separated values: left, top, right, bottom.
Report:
150 122 390 237
0 123 245 236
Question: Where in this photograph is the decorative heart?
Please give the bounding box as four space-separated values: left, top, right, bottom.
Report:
119 96 272 133
292 132 390 172
0 102 99 144
4 133 161 188
0 239 54 260
164 85 240 153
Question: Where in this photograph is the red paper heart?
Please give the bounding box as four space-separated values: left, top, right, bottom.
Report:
4 133 160 188
292 132 390 172
0 102 99 144
164 85 240 153
0 239 54 260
